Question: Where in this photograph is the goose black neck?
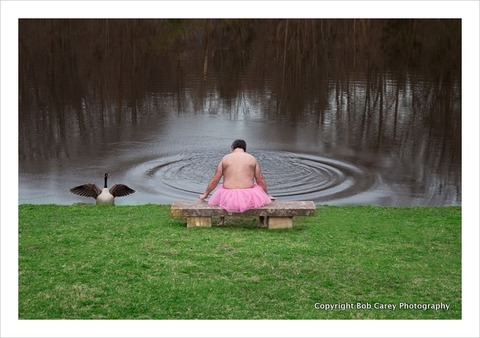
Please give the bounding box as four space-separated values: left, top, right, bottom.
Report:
104 173 108 188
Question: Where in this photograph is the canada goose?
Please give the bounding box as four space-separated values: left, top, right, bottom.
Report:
70 173 135 205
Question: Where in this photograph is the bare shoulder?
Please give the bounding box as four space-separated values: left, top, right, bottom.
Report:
238 152 257 165
248 153 259 163
222 153 233 162
220 153 233 168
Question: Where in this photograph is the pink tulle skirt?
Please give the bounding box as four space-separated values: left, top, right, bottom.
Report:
208 184 272 213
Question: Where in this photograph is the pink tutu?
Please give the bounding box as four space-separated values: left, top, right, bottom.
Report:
208 184 272 213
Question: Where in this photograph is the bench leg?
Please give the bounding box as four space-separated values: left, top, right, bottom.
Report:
187 217 212 228
267 217 293 229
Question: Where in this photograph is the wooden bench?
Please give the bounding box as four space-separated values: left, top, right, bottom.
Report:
171 200 316 229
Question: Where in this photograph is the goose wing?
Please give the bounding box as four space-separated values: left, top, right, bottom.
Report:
110 184 135 197
70 184 102 198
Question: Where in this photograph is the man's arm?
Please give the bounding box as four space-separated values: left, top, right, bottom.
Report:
254 162 268 193
199 161 223 200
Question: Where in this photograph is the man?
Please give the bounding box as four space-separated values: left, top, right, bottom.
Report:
199 139 274 213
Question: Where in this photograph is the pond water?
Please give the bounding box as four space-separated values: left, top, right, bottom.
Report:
19 19 461 206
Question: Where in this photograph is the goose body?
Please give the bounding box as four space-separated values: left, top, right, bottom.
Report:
70 173 135 205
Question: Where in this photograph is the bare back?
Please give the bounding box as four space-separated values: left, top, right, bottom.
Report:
199 146 270 201
222 151 259 189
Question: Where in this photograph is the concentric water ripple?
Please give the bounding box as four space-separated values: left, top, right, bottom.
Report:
127 150 376 203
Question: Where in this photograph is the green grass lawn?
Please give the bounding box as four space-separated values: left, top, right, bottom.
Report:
18 204 461 319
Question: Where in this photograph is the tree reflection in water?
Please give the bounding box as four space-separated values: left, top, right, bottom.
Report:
19 19 460 205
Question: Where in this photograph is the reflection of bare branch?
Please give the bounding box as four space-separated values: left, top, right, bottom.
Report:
19 19 460 166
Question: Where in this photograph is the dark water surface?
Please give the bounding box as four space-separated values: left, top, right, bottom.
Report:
19 19 461 206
